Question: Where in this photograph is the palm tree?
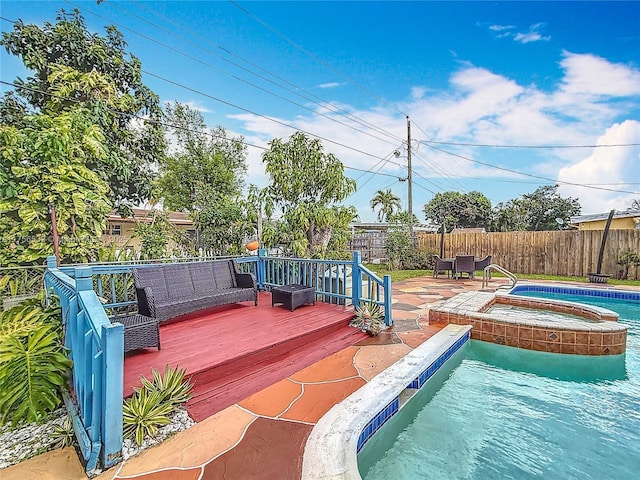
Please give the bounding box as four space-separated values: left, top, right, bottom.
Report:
370 188 401 222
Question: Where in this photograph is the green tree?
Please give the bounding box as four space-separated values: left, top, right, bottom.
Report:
1 9 165 208
423 191 492 231
370 188 401 222
261 132 357 257
0 107 112 265
519 185 581 231
155 102 246 212
492 200 527 232
155 102 250 253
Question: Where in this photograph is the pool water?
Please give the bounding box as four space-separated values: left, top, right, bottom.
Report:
359 294 640 480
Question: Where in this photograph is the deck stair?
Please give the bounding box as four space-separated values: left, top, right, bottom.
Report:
123 292 367 422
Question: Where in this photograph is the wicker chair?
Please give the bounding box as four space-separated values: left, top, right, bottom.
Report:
454 255 476 279
112 314 160 353
474 255 492 278
433 255 454 278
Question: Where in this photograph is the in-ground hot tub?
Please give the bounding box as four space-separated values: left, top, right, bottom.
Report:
428 291 627 355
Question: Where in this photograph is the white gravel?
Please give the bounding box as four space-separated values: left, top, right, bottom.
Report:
0 408 195 472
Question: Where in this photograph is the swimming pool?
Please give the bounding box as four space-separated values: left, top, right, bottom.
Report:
358 287 640 479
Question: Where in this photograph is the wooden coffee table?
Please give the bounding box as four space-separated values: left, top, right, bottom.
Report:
271 284 316 311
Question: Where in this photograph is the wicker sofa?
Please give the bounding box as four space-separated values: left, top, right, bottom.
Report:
132 260 258 323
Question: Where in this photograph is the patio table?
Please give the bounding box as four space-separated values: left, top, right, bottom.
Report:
271 284 316 312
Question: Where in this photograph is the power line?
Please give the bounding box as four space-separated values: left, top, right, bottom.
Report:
227 0 412 121
421 139 640 149
1 80 416 187
64 0 402 148
423 143 639 195
122 0 404 145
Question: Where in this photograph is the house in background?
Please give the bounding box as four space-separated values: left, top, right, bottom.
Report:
102 208 196 251
570 209 640 230
450 227 487 234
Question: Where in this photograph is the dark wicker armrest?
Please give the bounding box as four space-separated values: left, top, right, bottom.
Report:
136 286 157 318
235 271 256 289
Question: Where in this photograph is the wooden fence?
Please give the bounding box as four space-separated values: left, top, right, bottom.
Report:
416 229 640 280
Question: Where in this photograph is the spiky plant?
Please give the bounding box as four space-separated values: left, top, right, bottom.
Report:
123 388 173 446
350 301 386 336
123 365 194 446
139 365 193 408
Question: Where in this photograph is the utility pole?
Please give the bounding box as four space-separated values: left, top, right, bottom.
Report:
406 116 413 241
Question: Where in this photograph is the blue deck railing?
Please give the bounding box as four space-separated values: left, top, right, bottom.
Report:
44 257 124 472
46 250 390 471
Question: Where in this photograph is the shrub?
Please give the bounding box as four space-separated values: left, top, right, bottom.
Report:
0 293 71 426
123 365 193 445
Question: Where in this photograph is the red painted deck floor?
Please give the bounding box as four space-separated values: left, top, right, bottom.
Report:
123 291 366 420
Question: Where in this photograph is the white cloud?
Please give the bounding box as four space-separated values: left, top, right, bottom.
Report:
317 82 343 89
166 100 211 113
489 24 515 32
557 120 640 214
558 51 640 98
228 53 640 221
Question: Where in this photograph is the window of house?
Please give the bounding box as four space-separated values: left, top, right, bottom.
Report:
103 224 122 235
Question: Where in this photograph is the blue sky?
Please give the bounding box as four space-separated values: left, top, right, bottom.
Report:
2 1 639 222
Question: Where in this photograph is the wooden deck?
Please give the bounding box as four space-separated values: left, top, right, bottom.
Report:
123 292 367 421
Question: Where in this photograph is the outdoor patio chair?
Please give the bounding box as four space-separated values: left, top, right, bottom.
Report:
474 255 492 278
433 255 454 278
455 255 475 279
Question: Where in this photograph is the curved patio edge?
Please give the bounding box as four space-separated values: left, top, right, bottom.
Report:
301 324 472 480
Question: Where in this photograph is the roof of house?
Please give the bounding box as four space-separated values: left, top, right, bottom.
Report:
107 208 194 226
570 209 640 225
350 222 441 233
450 227 486 234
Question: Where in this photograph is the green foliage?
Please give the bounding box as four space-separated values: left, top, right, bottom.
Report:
370 188 401 222
423 191 492 231
1 9 165 206
139 365 194 409
492 185 581 232
123 365 193 445
154 103 251 255
617 249 640 280
261 132 357 257
123 388 173 446
51 415 75 449
350 301 385 336
0 294 71 426
385 225 413 270
0 268 44 298
0 109 112 265
156 103 246 211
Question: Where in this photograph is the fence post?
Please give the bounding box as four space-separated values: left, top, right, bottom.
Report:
257 248 267 290
101 321 124 468
383 274 392 326
352 251 362 307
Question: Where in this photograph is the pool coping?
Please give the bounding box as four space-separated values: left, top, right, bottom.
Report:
301 324 472 480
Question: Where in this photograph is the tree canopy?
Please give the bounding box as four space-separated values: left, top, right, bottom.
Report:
154 102 251 254
423 191 492 231
370 188 401 222
261 132 357 257
1 9 165 208
0 107 112 265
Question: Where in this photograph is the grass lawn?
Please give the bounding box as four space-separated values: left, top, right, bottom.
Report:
364 263 640 287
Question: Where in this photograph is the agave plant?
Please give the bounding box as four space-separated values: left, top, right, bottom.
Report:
139 365 194 408
350 301 386 336
123 365 194 445
123 388 173 446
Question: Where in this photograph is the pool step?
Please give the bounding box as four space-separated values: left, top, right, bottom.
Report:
186 316 367 422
